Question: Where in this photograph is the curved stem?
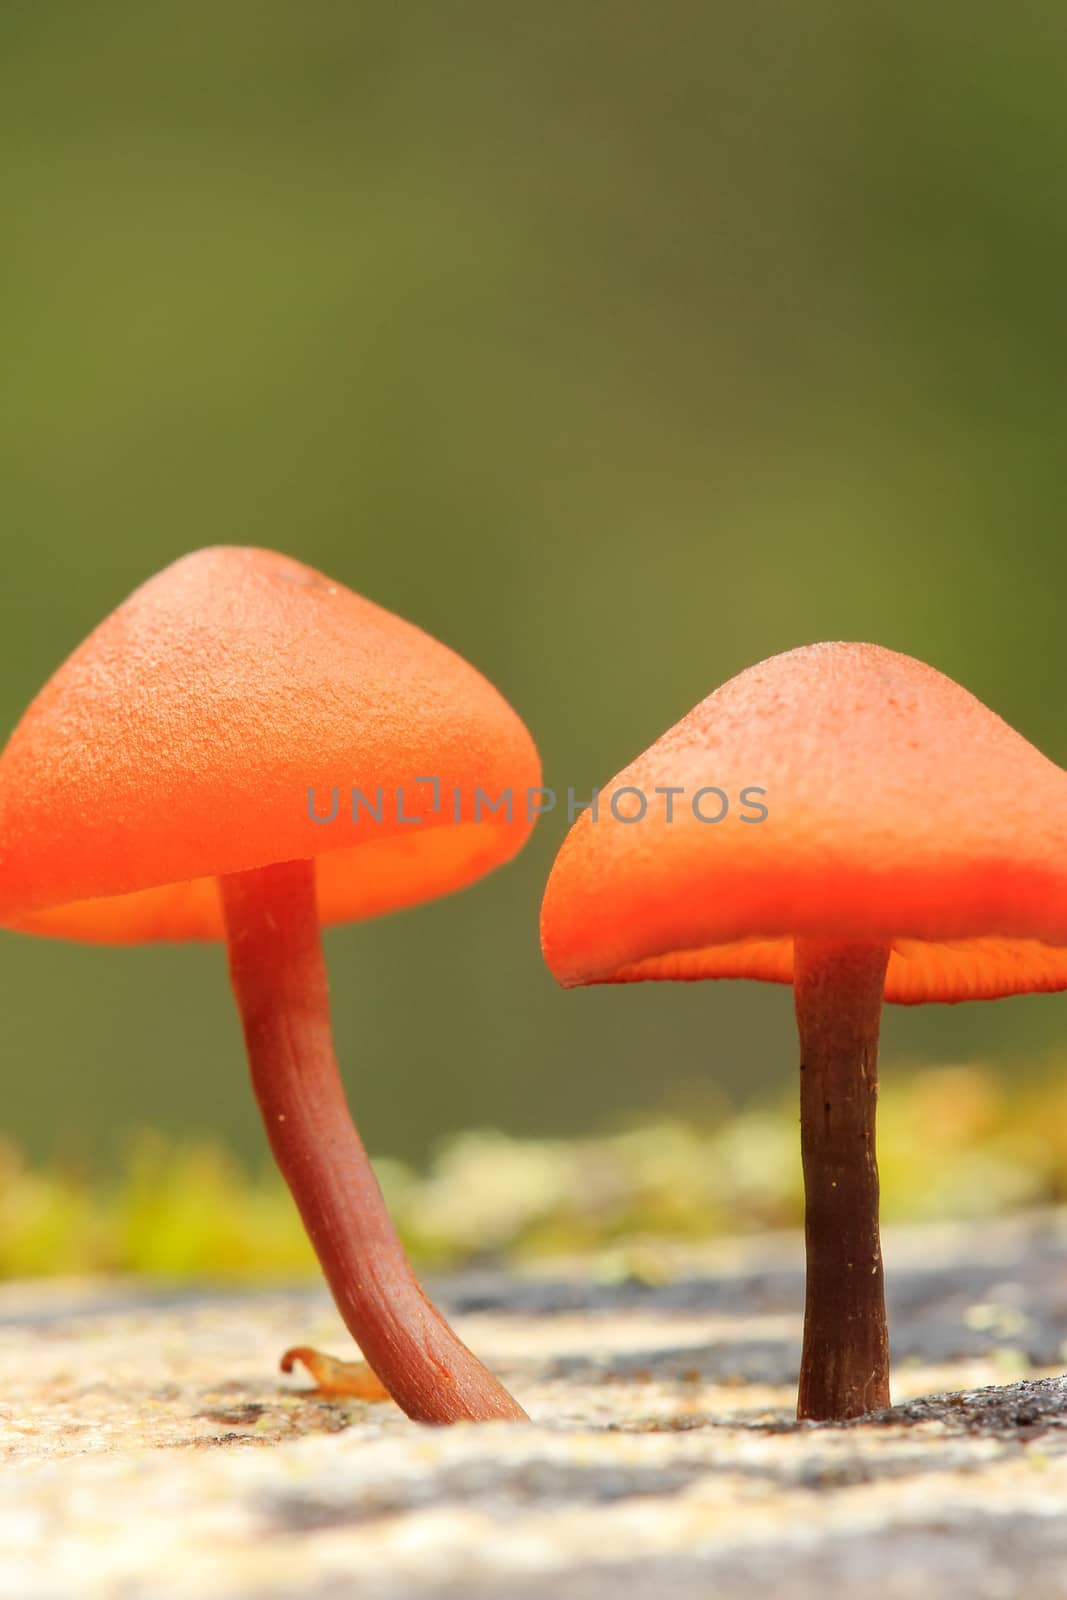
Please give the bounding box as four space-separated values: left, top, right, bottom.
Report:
220 858 526 1424
794 936 891 1421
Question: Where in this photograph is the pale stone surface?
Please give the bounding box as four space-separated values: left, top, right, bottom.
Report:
4 1212 1067 1599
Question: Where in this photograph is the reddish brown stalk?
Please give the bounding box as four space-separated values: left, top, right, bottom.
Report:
793 936 891 1421
220 858 526 1424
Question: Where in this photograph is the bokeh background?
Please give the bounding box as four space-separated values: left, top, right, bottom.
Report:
4 3 1067 1187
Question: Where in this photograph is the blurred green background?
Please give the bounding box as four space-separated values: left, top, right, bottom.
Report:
3 2 1067 1179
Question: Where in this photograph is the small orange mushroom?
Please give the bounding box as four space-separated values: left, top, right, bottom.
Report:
0 546 540 1424
541 642 1067 1421
279 1346 391 1401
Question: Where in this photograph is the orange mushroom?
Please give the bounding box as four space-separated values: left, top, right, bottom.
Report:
541 641 1067 1421
0 546 540 1424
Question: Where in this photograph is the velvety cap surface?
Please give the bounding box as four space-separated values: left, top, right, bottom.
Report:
541 642 1067 1003
0 547 540 942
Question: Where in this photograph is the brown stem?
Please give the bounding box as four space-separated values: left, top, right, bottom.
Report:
793 936 891 1421
220 858 526 1424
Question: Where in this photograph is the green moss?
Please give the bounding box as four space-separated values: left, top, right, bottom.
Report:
4 1060 1067 1278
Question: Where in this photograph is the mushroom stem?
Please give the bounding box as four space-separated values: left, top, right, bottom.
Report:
220 858 526 1424
793 936 891 1422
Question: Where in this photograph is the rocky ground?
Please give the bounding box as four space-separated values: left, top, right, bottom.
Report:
4 1210 1067 1599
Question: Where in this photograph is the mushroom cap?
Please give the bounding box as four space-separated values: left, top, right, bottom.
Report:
541 642 1067 1004
0 547 540 942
